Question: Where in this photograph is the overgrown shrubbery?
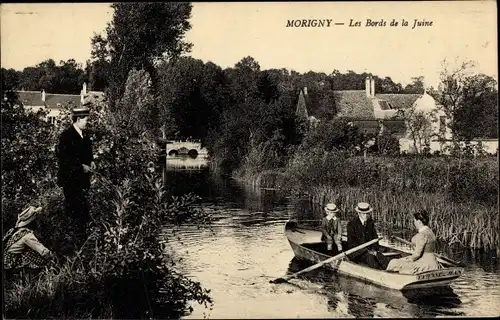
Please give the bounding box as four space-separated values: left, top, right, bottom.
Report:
3 91 213 318
1 92 60 229
284 149 498 206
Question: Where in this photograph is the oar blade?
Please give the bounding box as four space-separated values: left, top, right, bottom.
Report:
271 236 382 284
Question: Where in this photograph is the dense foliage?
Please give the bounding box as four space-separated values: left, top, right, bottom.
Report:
2 59 86 94
90 2 194 109
1 91 60 223
429 59 499 139
2 90 213 318
2 3 497 255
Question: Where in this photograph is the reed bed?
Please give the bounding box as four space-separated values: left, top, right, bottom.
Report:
284 150 498 206
302 185 499 251
238 151 498 251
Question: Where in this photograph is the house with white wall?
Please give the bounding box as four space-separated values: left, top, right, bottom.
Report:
14 83 104 124
296 75 498 155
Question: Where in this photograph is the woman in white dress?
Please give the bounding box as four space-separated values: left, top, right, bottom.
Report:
386 210 442 274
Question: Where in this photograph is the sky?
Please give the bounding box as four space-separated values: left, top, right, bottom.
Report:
1 1 497 88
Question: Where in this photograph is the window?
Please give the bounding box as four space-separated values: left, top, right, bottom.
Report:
378 100 391 110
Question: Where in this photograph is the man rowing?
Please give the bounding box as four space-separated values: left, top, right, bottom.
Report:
346 202 392 269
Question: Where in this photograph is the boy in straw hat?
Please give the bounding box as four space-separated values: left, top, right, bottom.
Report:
321 203 343 253
56 102 95 248
4 206 55 274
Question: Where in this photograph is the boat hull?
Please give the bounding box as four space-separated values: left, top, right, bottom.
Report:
285 220 464 290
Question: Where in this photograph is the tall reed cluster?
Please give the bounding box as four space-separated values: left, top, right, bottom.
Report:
278 150 499 251
285 149 498 206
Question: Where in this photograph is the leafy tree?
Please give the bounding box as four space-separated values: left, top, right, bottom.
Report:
431 58 498 140
380 76 404 93
453 74 498 139
1 68 22 90
257 71 280 104
54 59 86 94
235 56 260 73
115 68 157 137
403 108 433 154
403 76 425 94
157 56 229 141
431 59 475 129
92 2 193 109
36 59 58 91
11 59 85 94
87 33 111 91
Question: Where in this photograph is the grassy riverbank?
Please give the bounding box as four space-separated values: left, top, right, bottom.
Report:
235 149 499 251
3 177 213 319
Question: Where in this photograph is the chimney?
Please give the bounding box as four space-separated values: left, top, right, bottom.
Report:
365 76 371 97
370 77 375 97
80 82 86 104
41 90 46 102
303 86 308 96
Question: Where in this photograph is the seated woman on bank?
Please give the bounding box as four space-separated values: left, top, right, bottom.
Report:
4 205 55 274
386 210 442 274
321 203 343 253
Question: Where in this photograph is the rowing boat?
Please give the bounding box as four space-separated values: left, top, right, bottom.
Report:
284 220 464 290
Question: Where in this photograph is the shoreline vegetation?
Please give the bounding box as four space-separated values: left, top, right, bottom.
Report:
229 150 499 254
2 3 498 317
2 93 213 318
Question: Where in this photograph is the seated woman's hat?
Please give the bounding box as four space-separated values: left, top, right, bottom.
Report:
15 206 43 228
355 202 373 214
324 203 339 214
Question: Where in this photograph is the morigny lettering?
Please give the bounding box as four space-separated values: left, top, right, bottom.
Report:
286 19 333 27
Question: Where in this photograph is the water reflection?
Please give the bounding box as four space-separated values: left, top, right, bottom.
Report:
287 257 464 318
161 169 500 318
166 155 208 171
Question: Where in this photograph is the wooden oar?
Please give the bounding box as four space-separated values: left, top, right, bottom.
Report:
391 235 464 267
270 236 382 284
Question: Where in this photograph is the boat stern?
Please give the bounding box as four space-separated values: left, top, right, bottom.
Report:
401 267 465 290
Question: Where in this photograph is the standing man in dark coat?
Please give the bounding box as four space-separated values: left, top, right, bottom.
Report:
346 202 392 269
56 103 95 248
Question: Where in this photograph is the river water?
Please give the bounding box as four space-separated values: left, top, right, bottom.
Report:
161 158 500 319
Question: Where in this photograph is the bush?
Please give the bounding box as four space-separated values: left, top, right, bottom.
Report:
1 92 60 232
449 159 499 205
299 119 370 154
3 93 213 318
284 150 498 206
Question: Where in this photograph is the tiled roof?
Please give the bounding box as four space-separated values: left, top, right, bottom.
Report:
15 91 84 109
333 90 375 119
16 91 44 106
295 89 308 118
375 94 421 110
44 94 81 109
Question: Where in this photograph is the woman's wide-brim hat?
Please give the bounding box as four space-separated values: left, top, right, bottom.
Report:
324 203 340 214
15 206 43 228
355 202 373 214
